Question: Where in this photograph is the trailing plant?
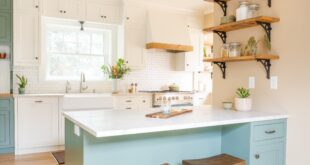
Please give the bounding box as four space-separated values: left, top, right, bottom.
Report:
236 87 250 98
16 74 28 88
101 58 131 79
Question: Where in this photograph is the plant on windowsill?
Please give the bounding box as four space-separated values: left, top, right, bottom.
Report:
235 87 252 111
16 74 28 94
101 58 131 93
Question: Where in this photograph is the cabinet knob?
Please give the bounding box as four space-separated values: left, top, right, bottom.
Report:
63 11 67 14
35 5 39 8
60 10 63 13
126 17 130 20
126 61 129 64
255 154 260 159
142 100 146 103
35 57 39 60
101 15 107 19
186 64 189 66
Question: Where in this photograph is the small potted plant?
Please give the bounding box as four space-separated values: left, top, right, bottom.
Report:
101 58 130 93
16 74 28 94
235 87 252 111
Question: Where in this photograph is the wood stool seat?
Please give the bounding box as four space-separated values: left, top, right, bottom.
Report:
182 154 246 165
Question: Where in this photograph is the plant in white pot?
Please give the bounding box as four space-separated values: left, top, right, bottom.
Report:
16 74 28 94
235 87 252 111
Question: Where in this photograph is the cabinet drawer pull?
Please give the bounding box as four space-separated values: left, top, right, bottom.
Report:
265 130 276 134
34 100 43 103
142 100 146 103
255 154 260 159
126 100 132 103
125 107 132 110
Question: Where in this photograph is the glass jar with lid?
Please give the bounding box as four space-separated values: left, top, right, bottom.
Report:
236 1 250 21
229 42 241 57
221 44 230 58
248 3 260 18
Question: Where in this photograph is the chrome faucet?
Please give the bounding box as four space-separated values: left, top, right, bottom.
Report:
66 80 72 93
80 72 88 93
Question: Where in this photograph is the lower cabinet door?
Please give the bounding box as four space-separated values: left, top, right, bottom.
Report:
17 97 59 149
251 141 285 165
0 11 11 43
0 111 10 147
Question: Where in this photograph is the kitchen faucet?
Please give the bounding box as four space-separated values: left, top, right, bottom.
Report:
80 72 88 93
66 80 72 93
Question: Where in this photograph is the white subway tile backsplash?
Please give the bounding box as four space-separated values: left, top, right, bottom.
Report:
13 51 193 94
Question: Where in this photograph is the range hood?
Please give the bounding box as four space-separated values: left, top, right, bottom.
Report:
146 10 193 53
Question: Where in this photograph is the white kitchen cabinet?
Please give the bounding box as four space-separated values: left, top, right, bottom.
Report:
16 97 59 150
175 28 204 72
124 27 146 70
123 6 146 29
114 95 152 111
13 11 40 66
86 3 120 24
42 0 85 20
14 0 40 13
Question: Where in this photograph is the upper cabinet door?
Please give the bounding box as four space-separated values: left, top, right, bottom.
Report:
0 0 12 11
14 0 40 13
14 11 39 66
0 12 11 44
189 28 204 72
124 28 146 70
43 0 84 20
86 2 120 24
124 6 146 28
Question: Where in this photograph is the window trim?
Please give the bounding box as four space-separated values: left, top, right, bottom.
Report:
39 17 120 83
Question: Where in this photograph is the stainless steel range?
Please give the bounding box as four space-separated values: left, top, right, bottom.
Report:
141 91 194 107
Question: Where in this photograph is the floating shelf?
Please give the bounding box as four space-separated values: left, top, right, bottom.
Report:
204 0 272 16
204 54 279 79
204 16 280 43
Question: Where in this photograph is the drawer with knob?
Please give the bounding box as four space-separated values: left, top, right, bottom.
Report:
252 121 286 142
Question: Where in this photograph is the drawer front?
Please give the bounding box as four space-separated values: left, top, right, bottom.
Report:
0 99 10 110
253 122 285 142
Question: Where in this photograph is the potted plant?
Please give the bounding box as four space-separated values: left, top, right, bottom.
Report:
101 58 130 93
243 36 258 56
16 74 28 94
235 87 252 111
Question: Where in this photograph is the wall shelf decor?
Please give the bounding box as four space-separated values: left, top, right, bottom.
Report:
204 0 272 17
204 54 279 79
204 16 280 43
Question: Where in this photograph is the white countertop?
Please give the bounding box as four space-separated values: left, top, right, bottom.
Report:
63 107 288 138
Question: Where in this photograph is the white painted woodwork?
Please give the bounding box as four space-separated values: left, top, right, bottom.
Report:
16 97 59 149
13 11 40 66
86 2 120 24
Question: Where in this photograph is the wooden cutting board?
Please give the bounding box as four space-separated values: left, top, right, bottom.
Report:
146 109 193 119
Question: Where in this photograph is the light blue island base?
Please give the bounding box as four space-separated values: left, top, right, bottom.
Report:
65 119 287 165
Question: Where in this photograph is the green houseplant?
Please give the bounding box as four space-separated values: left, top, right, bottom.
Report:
16 74 28 94
101 58 130 93
235 87 252 111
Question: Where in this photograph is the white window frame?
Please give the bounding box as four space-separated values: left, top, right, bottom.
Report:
39 17 120 83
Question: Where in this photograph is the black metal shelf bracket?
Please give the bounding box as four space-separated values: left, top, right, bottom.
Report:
214 0 227 16
214 62 226 79
257 59 271 79
257 21 272 41
214 31 227 44
268 0 272 7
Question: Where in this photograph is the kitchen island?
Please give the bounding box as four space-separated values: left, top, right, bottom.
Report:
63 107 288 165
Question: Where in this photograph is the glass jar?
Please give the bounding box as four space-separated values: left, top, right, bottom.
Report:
248 3 260 18
236 1 250 21
229 42 241 57
221 44 230 58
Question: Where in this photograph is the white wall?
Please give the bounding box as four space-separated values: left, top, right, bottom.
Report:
212 0 310 164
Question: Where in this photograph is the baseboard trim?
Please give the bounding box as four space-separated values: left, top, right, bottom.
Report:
15 145 64 155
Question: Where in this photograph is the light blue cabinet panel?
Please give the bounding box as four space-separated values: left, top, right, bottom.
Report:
0 111 10 147
0 98 14 153
251 140 285 165
0 11 12 44
0 0 11 11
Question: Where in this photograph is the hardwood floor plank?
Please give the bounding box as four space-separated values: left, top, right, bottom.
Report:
0 152 59 165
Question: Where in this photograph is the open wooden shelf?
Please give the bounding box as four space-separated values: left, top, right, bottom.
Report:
204 55 279 79
204 16 279 32
204 54 279 62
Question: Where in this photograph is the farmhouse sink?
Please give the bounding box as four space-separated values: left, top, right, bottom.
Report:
62 93 114 110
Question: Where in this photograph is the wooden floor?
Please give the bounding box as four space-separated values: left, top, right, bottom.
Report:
0 152 59 165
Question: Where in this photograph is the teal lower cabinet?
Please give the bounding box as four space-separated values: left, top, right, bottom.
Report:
0 98 14 154
0 11 11 44
222 119 287 165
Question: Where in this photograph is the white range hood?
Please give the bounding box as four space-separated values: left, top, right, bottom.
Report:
146 10 193 53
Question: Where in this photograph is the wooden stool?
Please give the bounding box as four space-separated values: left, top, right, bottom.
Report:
182 154 245 165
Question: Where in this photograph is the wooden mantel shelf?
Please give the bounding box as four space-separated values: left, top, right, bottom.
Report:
204 54 279 63
204 16 280 32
